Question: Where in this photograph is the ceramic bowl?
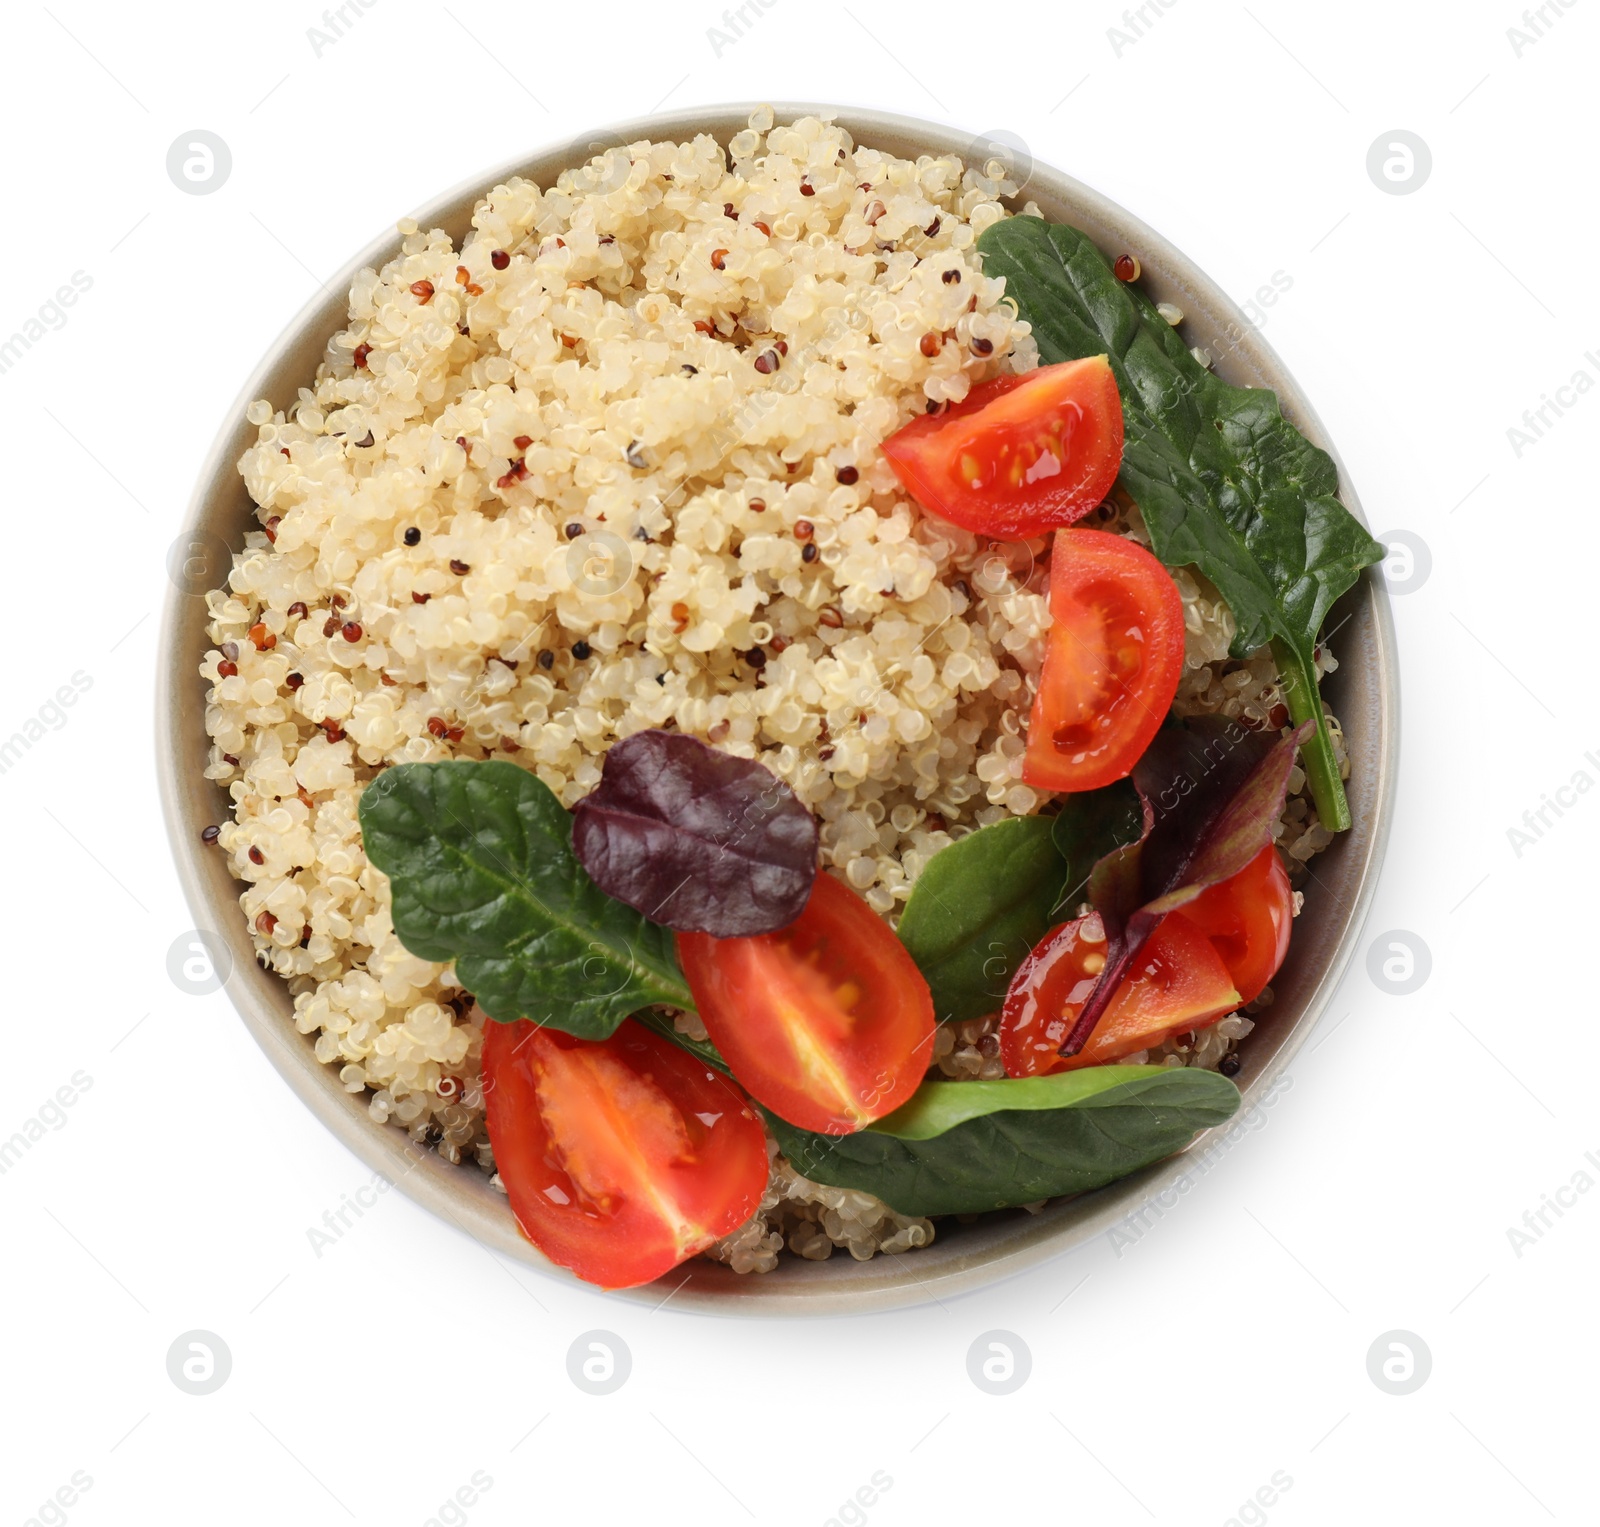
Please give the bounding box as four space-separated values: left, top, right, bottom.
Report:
157 103 1398 1314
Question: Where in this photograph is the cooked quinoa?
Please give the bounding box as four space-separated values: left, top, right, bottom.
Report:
200 109 1344 1276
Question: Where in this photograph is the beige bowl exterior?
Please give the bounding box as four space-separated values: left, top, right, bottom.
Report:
156 103 1398 1314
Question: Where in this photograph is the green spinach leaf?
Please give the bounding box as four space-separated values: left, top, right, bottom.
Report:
1050 778 1144 915
634 1010 730 1074
359 760 692 1037
977 216 1383 832
896 816 1065 1025
767 1065 1240 1217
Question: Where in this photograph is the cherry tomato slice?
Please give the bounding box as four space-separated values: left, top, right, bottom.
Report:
881 357 1124 539
481 1017 767 1290
677 871 936 1134
1021 527 1185 793
999 911 1240 1077
1178 844 1293 1005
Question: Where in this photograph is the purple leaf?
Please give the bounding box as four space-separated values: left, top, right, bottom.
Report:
1060 716 1313 1056
571 730 819 937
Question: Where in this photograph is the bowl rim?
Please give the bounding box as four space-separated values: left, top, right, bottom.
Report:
156 101 1399 1316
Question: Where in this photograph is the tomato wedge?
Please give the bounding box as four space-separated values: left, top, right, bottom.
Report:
481 1017 767 1289
1179 844 1294 1005
999 911 1239 1077
881 357 1124 538
677 872 936 1134
1021 527 1185 793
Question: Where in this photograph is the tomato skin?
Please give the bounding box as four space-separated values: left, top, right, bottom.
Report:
481 1017 767 1290
881 358 1124 539
1021 527 1185 794
1000 912 1240 1078
1178 844 1293 1005
677 872 936 1135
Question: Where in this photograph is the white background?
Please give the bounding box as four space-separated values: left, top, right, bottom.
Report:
1 1 1593 1522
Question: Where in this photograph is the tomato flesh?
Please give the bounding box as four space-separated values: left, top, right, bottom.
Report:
482 1017 767 1289
881 357 1124 539
1179 844 1293 1005
1021 527 1185 793
677 872 936 1134
1000 911 1240 1077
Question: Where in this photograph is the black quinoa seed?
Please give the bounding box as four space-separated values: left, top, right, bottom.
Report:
201 825 221 845
537 650 554 670
802 542 818 563
565 522 584 540
1219 1054 1242 1077
450 559 470 575
403 526 421 546
744 646 767 669
572 640 592 661
942 268 960 283
836 465 859 485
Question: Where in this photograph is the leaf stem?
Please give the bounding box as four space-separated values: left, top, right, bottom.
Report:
1271 636 1350 834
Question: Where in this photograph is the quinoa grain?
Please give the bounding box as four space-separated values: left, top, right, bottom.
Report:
205 111 1328 1272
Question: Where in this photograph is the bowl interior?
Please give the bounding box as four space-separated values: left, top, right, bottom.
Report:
157 104 1397 1314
